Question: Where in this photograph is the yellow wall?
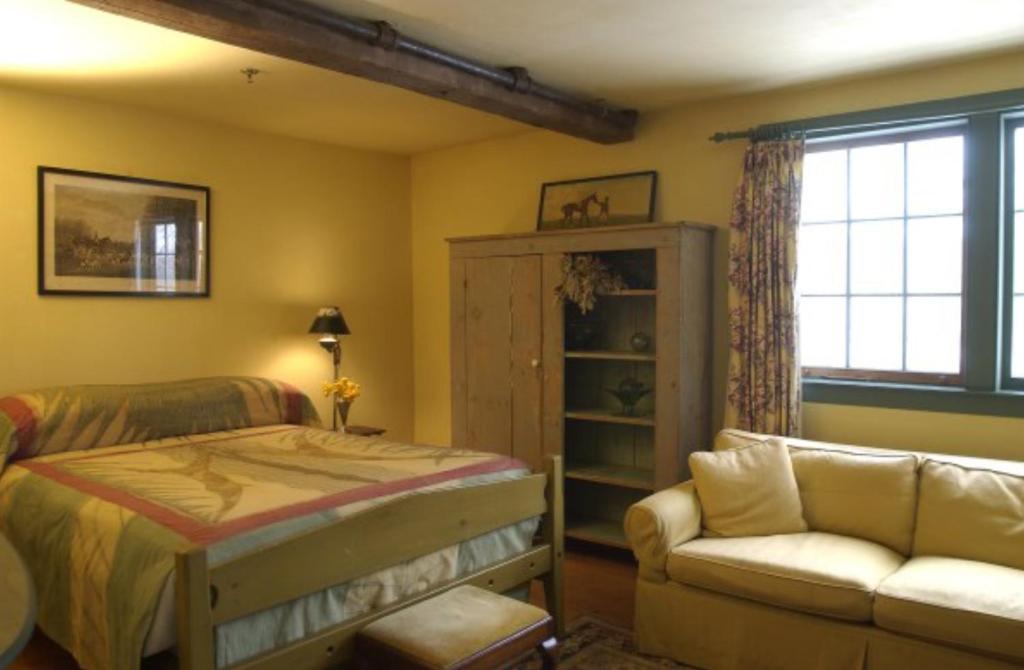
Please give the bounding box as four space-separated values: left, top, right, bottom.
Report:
6 48 1024 459
0 85 414 439
410 49 1024 460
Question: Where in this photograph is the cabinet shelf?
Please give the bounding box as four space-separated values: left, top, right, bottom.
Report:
565 463 654 490
603 289 656 297
565 410 655 427
565 518 630 549
565 350 655 362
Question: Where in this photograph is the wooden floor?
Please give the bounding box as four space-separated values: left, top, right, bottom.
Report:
12 542 637 669
531 541 636 630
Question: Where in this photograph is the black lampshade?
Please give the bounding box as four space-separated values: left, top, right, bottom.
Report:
308 306 351 335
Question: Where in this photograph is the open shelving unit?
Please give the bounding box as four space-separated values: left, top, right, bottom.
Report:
562 250 659 548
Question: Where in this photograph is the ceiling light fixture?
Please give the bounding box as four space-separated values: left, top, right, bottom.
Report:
240 67 262 84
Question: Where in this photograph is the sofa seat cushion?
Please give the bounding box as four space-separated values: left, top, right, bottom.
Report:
666 531 904 621
875 556 1024 663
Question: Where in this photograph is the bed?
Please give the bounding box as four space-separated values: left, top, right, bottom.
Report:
0 377 564 670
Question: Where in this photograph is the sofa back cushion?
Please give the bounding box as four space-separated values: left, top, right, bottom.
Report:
914 459 1024 570
689 437 808 537
715 429 920 554
790 448 918 555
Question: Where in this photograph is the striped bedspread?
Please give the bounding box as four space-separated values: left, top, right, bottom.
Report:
0 425 529 669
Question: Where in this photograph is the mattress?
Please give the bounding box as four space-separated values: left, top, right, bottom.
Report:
0 424 536 669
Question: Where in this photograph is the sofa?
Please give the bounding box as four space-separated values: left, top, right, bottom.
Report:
624 428 1024 670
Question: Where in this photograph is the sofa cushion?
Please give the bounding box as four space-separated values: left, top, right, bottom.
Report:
914 460 1024 571
790 448 918 555
875 556 1024 663
689 438 807 537
666 531 904 621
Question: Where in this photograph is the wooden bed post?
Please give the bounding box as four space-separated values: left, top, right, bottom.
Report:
542 455 565 637
176 545 215 670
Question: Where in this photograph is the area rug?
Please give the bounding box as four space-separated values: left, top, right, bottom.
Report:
509 616 692 669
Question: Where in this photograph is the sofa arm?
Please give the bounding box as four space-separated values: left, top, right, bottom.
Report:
624 480 702 582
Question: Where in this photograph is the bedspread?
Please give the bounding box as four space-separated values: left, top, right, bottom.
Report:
0 425 530 669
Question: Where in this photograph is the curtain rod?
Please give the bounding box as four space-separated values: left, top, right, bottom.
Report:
708 85 1024 143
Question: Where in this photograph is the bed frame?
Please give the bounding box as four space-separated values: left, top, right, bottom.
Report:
174 455 565 669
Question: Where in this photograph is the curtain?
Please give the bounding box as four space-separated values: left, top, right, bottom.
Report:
725 139 804 436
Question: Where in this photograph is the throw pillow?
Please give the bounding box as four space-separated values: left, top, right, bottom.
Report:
689 437 807 537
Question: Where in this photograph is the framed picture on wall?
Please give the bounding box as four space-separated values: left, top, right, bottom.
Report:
536 170 657 231
38 167 210 297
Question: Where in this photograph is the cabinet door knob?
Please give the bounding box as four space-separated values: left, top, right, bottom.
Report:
530 358 540 368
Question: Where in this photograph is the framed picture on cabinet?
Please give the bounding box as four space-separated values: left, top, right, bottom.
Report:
536 170 657 231
38 167 210 297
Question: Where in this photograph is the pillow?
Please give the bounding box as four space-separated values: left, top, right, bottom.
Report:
914 459 1024 570
713 428 769 452
0 377 320 469
790 447 918 555
689 437 807 537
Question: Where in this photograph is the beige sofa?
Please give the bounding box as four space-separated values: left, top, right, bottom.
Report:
625 429 1024 670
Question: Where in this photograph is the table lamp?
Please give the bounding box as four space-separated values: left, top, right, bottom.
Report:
309 306 351 429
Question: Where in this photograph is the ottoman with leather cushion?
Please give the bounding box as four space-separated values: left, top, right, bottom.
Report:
355 585 559 669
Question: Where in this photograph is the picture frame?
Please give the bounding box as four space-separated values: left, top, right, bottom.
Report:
536 170 657 231
38 167 210 297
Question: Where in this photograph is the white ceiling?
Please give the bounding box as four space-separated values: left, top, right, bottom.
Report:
2 0 1024 154
311 0 1024 107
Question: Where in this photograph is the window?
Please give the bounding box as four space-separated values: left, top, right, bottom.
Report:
793 91 1024 415
798 126 965 384
153 222 177 286
1008 120 1024 383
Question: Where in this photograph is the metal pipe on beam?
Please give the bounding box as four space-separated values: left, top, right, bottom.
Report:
73 0 637 142
249 0 635 133
254 0 624 115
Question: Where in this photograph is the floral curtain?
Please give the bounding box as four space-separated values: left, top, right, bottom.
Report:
725 139 805 436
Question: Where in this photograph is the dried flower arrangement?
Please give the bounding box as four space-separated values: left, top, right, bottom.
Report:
554 253 626 314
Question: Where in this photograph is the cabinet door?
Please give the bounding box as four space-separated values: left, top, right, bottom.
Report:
451 254 542 468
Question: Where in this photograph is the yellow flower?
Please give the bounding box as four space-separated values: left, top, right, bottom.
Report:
323 377 361 402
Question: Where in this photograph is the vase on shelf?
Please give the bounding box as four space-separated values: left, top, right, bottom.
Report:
565 303 600 350
630 332 651 352
605 377 653 417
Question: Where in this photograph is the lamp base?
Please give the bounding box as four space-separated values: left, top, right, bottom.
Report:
326 343 342 431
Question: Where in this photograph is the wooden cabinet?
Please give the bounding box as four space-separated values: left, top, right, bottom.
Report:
449 223 713 548
451 255 543 468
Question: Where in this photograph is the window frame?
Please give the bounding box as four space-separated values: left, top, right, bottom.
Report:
799 124 967 387
789 86 1024 417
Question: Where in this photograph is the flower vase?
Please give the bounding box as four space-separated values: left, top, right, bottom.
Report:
336 399 352 432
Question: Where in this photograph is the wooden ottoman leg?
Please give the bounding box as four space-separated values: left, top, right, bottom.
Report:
538 636 560 670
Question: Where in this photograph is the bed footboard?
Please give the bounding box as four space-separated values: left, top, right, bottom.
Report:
175 455 565 670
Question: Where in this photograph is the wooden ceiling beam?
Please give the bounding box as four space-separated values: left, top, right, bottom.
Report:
70 0 638 144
